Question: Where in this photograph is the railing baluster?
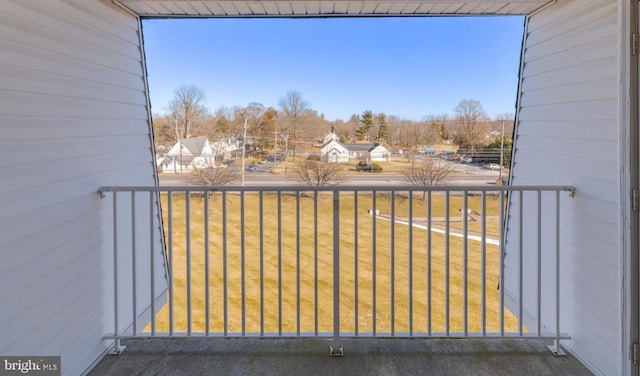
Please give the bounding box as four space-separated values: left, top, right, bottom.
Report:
481 191 486 337
518 190 523 337
259 191 264 337
112 192 119 340
131 192 137 336
463 190 468 336
314 191 319 336
332 190 340 343
296 191 301 337
277 192 282 336
205 191 210 336
408 190 413 336
222 191 227 337
445 190 450 336
149 192 155 336
354 192 359 337
537 190 542 336
499 190 505 337
554 190 562 351
390 191 395 336
241 191 246 336
427 190 432 336
168 192 174 336
372 191 377 336
186 192 192 336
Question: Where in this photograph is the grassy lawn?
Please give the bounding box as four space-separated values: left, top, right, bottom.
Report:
151 192 518 335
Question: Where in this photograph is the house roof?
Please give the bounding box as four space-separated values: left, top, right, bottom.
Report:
181 138 208 155
343 143 389 153
343 143 372 152
116 1 552 17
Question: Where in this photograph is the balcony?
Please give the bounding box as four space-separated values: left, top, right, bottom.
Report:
91 185 589 375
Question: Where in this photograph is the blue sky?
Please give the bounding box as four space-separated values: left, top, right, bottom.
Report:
142 17 524 121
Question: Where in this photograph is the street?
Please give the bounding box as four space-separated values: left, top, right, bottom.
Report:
158 161 504 187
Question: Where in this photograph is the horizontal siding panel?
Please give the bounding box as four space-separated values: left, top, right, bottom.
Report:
511 159 617 202
0 147 152 195
0 228 101 300
568 320 619 375
0 118 149 141
0 207 101 271
508 119 616 140
33 0 139 39
0 134 152 172
521 57 617 92
0 63 146 106
522 35 617 80
0 91 147 119
0 160 155 247
525 1 616 50
518 99 617 121
514 135 617 162
3 1 140 57
526 0 607 37
0 41 143 90
0 247 101 345
0 156 154 220
519 77 617 108
567 261 619 309
35 285 105 376
0 15 142 77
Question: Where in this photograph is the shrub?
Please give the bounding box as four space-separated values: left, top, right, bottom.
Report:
355 161 383 173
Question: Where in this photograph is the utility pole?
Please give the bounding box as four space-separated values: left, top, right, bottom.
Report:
499 120 505 182
241 118 247 186
274 129 279 164
283 133 289 175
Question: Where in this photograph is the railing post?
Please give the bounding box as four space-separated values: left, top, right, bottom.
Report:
330 190 343 356
548 190 566 356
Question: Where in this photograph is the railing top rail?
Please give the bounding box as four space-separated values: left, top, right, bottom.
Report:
99 185 576 195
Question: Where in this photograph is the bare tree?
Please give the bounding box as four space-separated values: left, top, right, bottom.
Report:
392 122 438 169
169 85 208 140
454 99 488 152
403 158 454 199
278 90 311 160
294 160 343 186
192 166 237 187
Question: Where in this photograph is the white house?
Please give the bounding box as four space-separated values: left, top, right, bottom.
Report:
1 1 639 376
320 139 349 162
210 137 241 161
367 143 391 162
166 138 215 172
341 143 391 162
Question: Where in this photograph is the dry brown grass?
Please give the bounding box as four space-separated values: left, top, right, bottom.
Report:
270 157 466 175
151 193 519 335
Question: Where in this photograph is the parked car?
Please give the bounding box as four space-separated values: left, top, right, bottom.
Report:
484 163 501 170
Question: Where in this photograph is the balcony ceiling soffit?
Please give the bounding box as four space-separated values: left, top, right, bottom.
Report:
115 1 553 17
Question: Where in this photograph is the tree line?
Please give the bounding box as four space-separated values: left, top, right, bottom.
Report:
152 84 515 154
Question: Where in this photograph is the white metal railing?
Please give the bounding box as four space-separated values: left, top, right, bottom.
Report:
100 185 575 354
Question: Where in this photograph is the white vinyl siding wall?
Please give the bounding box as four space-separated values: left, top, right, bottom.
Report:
0 1 165 375
506 1 620 375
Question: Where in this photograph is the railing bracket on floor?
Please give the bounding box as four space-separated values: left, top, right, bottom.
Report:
330 345 343 357
108 339 126 355
108 344 127 355
547 340 566 356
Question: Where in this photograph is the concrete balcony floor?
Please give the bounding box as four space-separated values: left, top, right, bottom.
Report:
89 338 593 375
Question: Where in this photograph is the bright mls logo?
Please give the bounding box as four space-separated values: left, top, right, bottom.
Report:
0 357 60 375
